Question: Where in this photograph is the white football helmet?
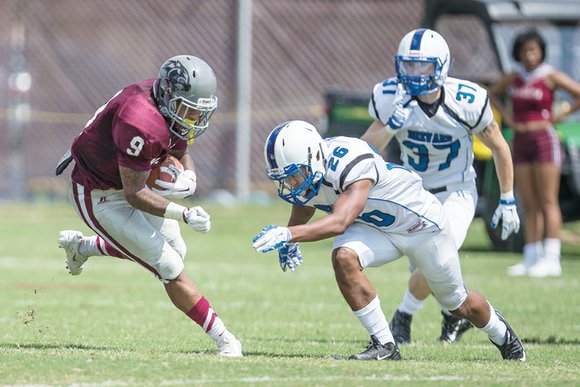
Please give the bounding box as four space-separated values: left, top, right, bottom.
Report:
395 28 451 96
154 55 218 144
264 120 329 205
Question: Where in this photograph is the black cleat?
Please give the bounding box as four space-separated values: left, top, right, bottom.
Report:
438 311 474 343
490 311 526 361
349 335 401 360
389 309 412 344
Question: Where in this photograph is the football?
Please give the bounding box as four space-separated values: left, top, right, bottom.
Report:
146 156 183 190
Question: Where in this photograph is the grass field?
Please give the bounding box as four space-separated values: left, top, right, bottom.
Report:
1 201 579 386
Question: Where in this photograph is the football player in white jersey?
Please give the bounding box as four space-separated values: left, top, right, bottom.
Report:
252 120 525 361
360 28 520 344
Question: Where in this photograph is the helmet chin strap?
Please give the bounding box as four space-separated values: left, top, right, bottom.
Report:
318 142 327 166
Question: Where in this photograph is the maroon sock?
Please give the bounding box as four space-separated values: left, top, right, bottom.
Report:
186 296 216 332
98 237 128 259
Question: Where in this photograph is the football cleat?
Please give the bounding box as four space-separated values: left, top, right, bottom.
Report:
217 332 243 357
490 311 526 361
58 230 88 276
349 335 401 361
438 311 474 343
389 309 412 344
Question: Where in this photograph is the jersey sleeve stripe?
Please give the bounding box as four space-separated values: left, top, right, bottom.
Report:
472 94 490 129
370 92 383 123
339 153 375 191
442 103 471 130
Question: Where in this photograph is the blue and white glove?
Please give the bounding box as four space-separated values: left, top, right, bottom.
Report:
491 191 520 240
278 243 303 272
252 225 292 253
153 169 197 199
386 84 415 131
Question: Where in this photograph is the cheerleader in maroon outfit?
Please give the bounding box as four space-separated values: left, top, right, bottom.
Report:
490 30 580 277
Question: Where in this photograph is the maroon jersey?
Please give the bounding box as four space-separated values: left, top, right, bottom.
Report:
509 64 554 123
71 78 187 190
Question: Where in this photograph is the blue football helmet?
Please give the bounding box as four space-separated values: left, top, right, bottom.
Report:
395 28 451 96
264 120 329 206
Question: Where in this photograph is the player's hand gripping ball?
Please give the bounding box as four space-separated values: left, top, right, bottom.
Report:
146 156 183 191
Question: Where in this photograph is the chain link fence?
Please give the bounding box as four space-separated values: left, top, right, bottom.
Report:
0 0 499 201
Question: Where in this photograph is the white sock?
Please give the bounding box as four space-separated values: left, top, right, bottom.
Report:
478 302 507 345
209 319 229 344
353 296 394 345
543 238 561 262
398 289 425 315
523 241 542 265
78 235 105 257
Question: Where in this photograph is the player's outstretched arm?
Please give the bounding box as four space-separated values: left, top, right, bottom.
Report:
476 121 514 195
289 179 372 243
477 121 520 240
360 120 394 153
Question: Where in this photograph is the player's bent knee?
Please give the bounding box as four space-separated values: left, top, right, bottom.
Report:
153 246 185 283
450 294 482 319
331 247 360 271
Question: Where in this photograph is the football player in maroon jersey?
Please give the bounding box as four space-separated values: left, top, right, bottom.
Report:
56 55 242 356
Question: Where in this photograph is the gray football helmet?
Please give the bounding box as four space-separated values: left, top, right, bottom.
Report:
154 55 218 143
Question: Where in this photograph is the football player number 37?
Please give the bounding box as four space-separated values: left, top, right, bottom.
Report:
127 136 144 156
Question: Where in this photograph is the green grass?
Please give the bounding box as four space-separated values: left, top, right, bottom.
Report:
1 201 579 386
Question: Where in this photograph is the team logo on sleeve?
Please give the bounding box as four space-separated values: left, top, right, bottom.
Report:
407 220 427 234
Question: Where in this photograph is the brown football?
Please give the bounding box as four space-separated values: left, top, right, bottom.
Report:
146 156 183 190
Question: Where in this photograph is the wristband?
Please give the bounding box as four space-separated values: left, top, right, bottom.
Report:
500 190 516 205
500 191 514 200
164 202 187 221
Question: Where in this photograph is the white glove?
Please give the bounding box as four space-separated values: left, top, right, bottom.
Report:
252 225 292 253
278 243 303 272
153 169 197 199
183 206 211 233
386 84 415 131
491 192 520 240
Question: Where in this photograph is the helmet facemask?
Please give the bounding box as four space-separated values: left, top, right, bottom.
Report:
166 94 217 144
267 149 325 206
396 56 446 96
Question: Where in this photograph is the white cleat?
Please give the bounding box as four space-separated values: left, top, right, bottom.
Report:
527 258 562 278
58 230 88 276
217 333 243 357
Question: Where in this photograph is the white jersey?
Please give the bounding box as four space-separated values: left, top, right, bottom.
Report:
368 77 494 190
308 136 446 235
